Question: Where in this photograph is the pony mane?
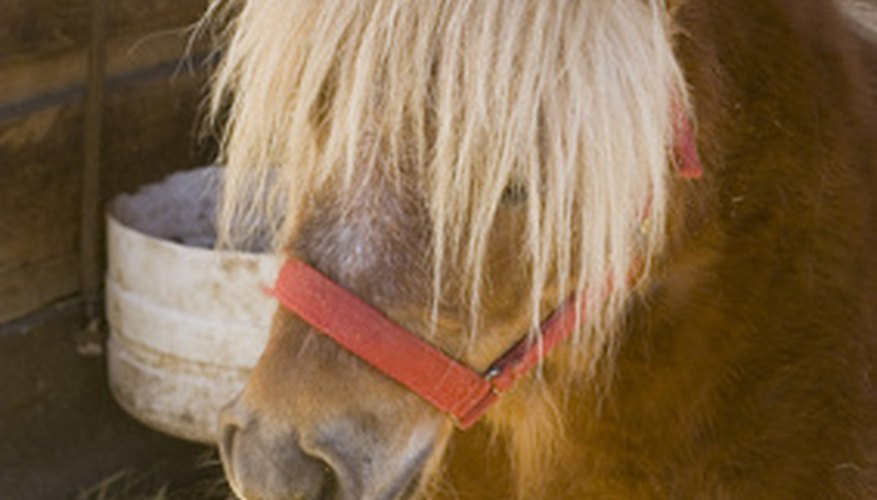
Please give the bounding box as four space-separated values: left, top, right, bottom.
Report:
204 0 688 494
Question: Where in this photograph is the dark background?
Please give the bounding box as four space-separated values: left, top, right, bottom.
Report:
0 1 222 498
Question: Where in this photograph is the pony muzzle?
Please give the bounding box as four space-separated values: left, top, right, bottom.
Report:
219 398 340 500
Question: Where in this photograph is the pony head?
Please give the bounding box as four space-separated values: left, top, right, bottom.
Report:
206 0 689 497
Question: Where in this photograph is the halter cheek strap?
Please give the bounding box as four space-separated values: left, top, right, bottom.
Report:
270 112 702 429
674 103 703 179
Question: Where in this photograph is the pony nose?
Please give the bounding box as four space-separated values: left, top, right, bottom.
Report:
218 399 338 500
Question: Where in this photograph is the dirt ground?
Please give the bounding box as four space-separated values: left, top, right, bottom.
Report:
73 451 232 500
0 300 232 500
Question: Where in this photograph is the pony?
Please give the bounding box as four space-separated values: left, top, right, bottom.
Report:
204 0 877 498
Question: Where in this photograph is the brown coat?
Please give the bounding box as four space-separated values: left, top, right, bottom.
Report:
446 2 877 498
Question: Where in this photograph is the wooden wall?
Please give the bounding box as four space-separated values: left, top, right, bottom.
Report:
0 0 215 323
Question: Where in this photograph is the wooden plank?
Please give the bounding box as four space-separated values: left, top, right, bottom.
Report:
0 257 81 326
0 105 83 322
0 0 91 63
0 0 205 64
0 30 208 117
107 0 208 41
0 0 214 323
100 73 215 202
0 70 213 323
0 106 83 273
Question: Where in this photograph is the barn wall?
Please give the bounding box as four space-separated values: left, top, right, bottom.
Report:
0 2 220 497
0 0 215 323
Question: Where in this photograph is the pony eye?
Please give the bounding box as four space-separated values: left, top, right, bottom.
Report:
501 183 528 205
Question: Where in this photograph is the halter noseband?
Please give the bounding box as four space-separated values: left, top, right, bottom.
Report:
273 260 596 428
270 112 701 429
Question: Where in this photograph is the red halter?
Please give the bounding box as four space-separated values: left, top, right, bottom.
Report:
271 113 702 429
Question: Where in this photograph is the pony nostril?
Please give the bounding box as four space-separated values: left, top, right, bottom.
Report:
218 403 247 459
301 443 364 500
220 421 238 461
217 402 344 500
278 442 339 499
314 461 338 500
217 399 256 497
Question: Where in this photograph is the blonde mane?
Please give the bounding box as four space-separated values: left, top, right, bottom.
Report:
204 0 688 495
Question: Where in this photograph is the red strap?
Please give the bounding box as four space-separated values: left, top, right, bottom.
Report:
485 295 584 392
272 259 495 427
674 103 703 179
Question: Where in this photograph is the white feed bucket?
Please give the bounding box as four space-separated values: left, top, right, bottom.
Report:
105 166 281 444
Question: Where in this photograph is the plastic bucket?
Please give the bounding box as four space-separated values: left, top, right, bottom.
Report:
105 166 280 443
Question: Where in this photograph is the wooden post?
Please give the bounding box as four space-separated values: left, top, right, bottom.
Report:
79 0 108 354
